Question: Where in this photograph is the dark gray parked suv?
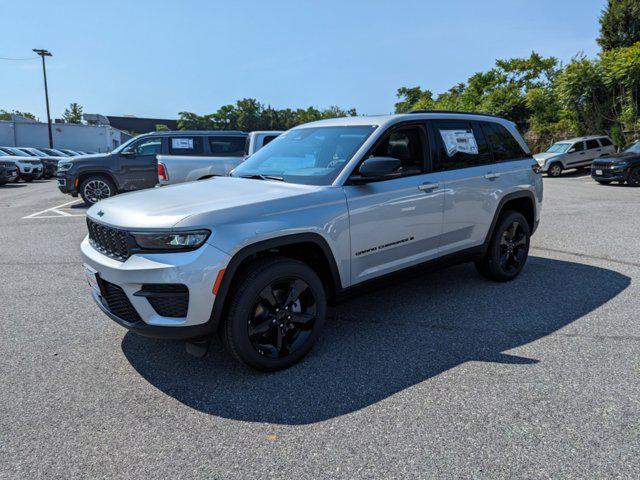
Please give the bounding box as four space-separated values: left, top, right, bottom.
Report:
57 130 248 205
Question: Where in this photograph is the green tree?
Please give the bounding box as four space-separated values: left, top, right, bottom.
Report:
63 102 83 124
0 109 38 121
598 0 640 51
155 124 170 131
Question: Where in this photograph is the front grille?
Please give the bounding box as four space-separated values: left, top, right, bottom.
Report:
139 284 189 318
592 161 615 168
25 160 41 166
87 218 131 260
101 280 142 323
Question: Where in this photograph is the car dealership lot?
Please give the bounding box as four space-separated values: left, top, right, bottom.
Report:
1 176 638 478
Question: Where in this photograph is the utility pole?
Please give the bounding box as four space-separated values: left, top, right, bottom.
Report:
32 49 53 148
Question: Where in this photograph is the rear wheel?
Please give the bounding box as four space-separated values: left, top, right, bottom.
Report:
628 167 640 187
80 175 116 205
221 257 327 371
475 211 531 282
547 162 563 177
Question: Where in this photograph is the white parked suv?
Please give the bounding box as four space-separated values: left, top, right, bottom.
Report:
534 135 616 177
80 111 543 371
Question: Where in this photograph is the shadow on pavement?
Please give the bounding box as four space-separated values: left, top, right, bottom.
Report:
122 256 629 425
0 183 27 188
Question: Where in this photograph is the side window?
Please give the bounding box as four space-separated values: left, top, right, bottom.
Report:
431 121 491 171
208 136 246 157
262 135 279 147
371 125 425 176
599 137 613 147
481 122 528 162
168 136 203 155
124 137 162 156
586 139 599 150
572 141 585 152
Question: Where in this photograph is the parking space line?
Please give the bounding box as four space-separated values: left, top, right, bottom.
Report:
22 199 85 219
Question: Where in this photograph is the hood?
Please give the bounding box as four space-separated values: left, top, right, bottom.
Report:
86 176 324 229
602 151 640 162
63 153 109 165
533 152 561 161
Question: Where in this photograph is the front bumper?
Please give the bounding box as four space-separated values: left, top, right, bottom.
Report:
81 237 231 339
0 168 18 182
57 171 77 194
591 166 629 182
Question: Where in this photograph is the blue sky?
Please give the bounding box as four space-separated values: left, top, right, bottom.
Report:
1 0 606 120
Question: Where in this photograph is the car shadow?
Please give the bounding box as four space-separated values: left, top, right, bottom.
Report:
121 256 630 425
0 183 27 188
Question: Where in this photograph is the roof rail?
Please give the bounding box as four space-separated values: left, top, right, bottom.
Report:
408 109 502 119
148 130 247 135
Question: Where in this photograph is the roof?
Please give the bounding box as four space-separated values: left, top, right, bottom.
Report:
557 135 611 143
146 130 247 136
293 112 516 130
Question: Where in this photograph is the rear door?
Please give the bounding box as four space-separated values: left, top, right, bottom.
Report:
584 138 602 163
428 120 498 255
344 123 445 284
118 136 162 191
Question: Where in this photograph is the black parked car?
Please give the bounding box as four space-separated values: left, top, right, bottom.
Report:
591 140 640 186
57 130 248 205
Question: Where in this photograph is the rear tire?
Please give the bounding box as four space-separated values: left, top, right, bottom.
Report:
547 162 563 177
596 180 612 185
221 256 327 371
80 175 116 205
475 211 531 282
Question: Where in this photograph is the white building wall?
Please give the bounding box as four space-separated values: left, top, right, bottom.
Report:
0 121 132 153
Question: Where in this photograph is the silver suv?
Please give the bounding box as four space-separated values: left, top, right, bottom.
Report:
534 135 616 177
81 111 543 371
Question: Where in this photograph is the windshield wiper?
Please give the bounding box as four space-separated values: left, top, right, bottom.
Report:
238 174 284 182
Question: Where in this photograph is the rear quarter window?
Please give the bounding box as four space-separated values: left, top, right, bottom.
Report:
481 122 528 161
208 136 246 157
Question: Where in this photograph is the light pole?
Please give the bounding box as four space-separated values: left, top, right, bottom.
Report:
32 48 53 148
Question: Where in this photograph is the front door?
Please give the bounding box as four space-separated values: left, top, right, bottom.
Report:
118 136 162 191
343 124 445 285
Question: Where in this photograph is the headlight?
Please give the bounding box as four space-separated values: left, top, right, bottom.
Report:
131 230 210 251
611 163 628 169
57 162 73 171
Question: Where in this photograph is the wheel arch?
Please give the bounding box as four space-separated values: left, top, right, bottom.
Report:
77 170 120 192
208 233 343 332
484 191 537 246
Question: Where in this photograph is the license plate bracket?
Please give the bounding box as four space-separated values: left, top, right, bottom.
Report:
595 170 603 175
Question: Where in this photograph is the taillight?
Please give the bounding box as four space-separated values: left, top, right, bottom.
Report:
158 162 169 181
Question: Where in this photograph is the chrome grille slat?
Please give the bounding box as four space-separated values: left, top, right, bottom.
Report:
86 219 130 260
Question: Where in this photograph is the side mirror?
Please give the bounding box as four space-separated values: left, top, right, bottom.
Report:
355 156 402 182
121 150 135 157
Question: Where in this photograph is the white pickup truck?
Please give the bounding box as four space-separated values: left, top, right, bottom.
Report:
157 131 282 186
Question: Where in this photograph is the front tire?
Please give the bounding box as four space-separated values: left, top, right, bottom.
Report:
221 257 327 371
80 175 116 205
547 162 563 177
475 211 531 282
596 180 612 185
628 167 640 187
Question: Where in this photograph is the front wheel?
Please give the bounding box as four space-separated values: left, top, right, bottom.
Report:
547 162 563 177
475 211 531 282
628 167 640 187
221 257 327 371
596 180 612 185
80 175 116 205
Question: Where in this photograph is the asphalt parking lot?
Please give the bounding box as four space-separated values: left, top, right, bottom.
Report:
1 174 638 479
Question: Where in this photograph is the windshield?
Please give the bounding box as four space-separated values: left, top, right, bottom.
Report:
111 136 139 154
231 125 376 185
624 140 640 153
21 148 46 157
41 148 68 156
546 142 572 153
7 147 30 157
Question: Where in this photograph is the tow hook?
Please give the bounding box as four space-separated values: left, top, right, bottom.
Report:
185 338 211 358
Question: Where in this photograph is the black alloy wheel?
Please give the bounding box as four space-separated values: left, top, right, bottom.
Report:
475 210 531 282
248 278 317 359
498 221 528 275
628 167 640 187
222 256 327 371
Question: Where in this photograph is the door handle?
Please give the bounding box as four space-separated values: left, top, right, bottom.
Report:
418 182 439 192
484 172 501 180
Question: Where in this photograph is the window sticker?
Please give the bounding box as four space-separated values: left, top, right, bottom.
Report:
439 129 478 156
171 138 194 149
